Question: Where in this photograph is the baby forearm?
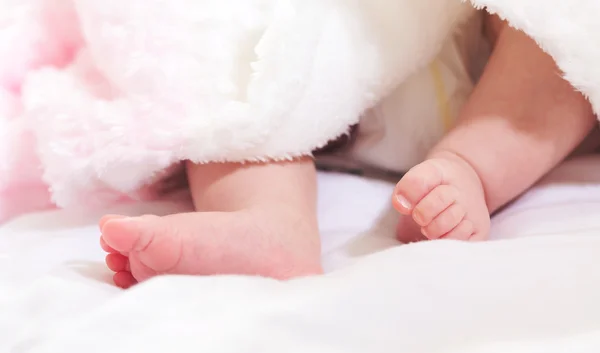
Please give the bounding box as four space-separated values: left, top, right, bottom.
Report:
431 22 596 212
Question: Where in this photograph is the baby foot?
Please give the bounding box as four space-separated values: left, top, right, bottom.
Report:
393 151 490 242
99 208 323 288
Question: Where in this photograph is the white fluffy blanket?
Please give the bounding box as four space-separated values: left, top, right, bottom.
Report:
1 0 597 221
0 0 469 219
3 157 600 352
0 0 470 221
10 238 600 353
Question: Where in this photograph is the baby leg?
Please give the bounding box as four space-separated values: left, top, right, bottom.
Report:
100 158 322 288
394 16 596 242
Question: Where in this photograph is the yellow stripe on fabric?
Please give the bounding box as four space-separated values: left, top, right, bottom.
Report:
429 60 453 132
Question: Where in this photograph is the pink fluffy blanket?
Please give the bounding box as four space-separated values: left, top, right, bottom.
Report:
0 0 474 223
2 0 597 224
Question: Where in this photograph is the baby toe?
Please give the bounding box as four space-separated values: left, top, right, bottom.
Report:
422 203 466 239
113 271 137 289
98 214 127 232
101 216 161 253
105 253 130 272
100 236 118 253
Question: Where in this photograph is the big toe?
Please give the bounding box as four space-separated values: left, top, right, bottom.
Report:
101 215 184 273
101 217 152 253
98 214 127 232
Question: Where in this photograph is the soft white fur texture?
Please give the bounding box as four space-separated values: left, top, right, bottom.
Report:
3 0 598 216
16 0 474 208
469 0 600 114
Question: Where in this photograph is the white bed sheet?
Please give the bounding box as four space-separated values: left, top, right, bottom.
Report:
1 156 600 352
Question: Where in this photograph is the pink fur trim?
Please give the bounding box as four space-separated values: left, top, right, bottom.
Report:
0 0 473 222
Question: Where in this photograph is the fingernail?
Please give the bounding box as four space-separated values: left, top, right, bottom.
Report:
396 195 412 210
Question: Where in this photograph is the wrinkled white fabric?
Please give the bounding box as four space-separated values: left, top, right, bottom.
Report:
2 157 600 352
